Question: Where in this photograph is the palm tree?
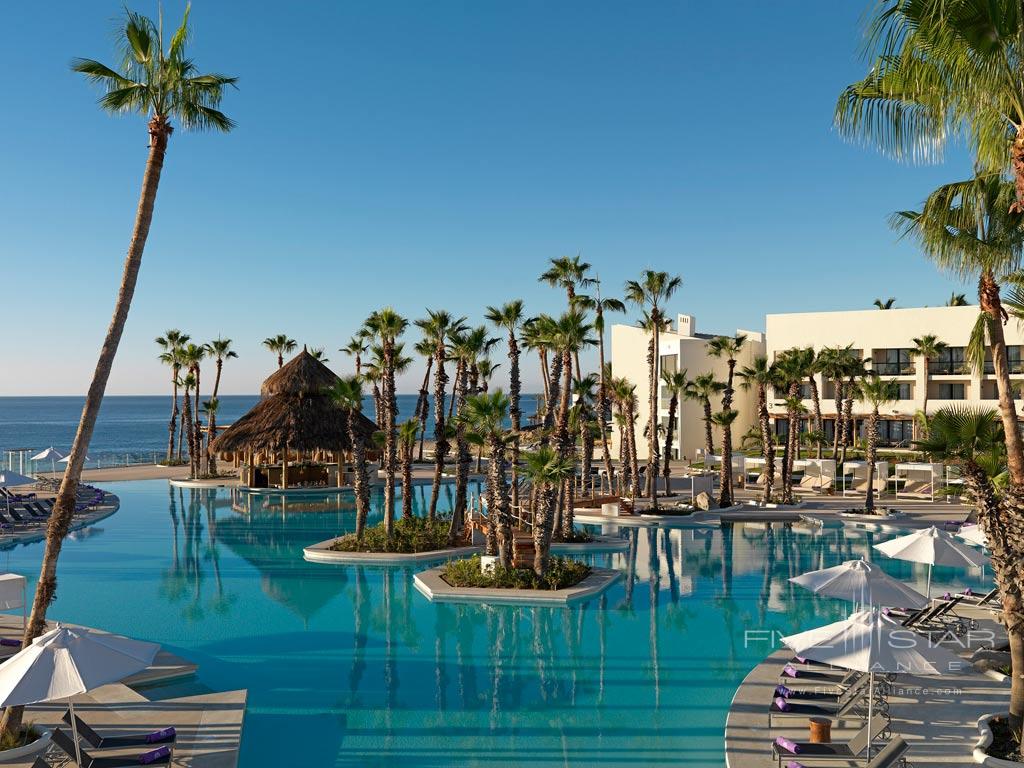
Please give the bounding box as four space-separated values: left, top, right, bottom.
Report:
574 281 626 491
446 326 490 542
180 373 197 478
540 255 594 377
521 317 552 403
684 374 725 460
201 398 219 475
738 356 775 503
572 375 600 499
659 369 688 496
263 335 296 369
817 345 855 459
309 347 329 362
625 270 683 510
773 349 808 505
710 410 739 506
611 376 641 498
858 374 900 514
340 334 369 376
485 301 525 510
327 376 371 539
204 337 236 467
460 392 512 566
910 334 948 435
365 309 407 539
411 338 435 462
156 330 189 461
398 420 420 520
836 0 1024 212
840 353 867 464
947 292 969 307
416 310 465 520
522 446 575 576
707 334 747 500
179 343 208 473
872 297 896 310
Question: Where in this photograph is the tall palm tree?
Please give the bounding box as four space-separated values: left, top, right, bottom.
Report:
625 270 683 511
156 330 189 461
340 334 369 376
180 343 207 474
551 311 593 533
858 374 900 514
911 334 948 435
738 356 775 503
204 337 236 466
840 353 867 465
460 392 512 566
485 301 525 510
540 255 595 377
659 369 688 496
411 338 435 462
872 297 896 310
309 347 329 362
707 334 747 501
710 410 739 506
947 292 969 307
684 374 725 460
416 310 465 520
572 375 600 500
365 309 407 538
772 349 808 505
836 0 1024 212
522 446 575 576
263 334 296 369
574 281 626 491
611 377 641 498
521 317 552 403
201 398 219 474
327 376 371 539
180 373 197 478
817 345 855 459
398 419 420 520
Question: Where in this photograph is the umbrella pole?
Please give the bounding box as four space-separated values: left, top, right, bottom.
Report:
926 563 932 600
68 699 83 767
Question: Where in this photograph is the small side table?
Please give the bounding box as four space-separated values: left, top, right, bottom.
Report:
809 716 832 743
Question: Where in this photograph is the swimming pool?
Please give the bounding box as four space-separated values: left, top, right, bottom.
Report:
0 481 990 767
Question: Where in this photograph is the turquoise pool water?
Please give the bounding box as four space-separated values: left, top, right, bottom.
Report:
0 481 990 767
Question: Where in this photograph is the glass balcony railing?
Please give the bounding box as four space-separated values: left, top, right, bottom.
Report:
928 361 970 375
983 361 1024 374
871 362 915 375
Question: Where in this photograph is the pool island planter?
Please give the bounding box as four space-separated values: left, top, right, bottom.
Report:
974 713 1024 766
303 538 482 565
413 566 621 606
0 729 51 763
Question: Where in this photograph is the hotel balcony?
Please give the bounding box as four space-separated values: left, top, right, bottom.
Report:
870 362 915 376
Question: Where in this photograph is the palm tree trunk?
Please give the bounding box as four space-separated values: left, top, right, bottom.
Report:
508 332 522 518
647 323 660 509
350 410 371 539
401 441 413 520
0 115 171 740
702 398 714 459
832 378 844 458
193 365 203 474
809 376 822 459
758 386 774 503
428 348 448 520
719 422 733 507
532 482 555 576
491 438 512 568
166 373 178 461
382 338 397 538
627 398 641 499
596 320 615 492
182 388 196 478
865 407 878 513
662 395 678 496
980 271 1024 485
415 358 433 461
448 363 471 544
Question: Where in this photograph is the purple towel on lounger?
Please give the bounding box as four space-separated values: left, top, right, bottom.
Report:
0 638 20 647
943 592 952 600
786 762 807 768
782 664 798 678
775 736 800 754
775 685 792 698
964 587 974 596
138 745 171 765
795 655 806 663
146 727 175 743
774 696 790 712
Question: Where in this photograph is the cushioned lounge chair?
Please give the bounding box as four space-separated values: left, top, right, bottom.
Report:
772 714 889 765
63 710 176 749
51 727 173 768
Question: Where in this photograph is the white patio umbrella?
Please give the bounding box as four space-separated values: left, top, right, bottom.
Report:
790 557 928 609
58 455 89 467
0 625 159 766
873 525 987 598
957 523 988 548
782 607 967 763
0 471 37 515
30 448 64 477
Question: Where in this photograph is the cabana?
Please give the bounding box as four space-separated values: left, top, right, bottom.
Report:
894 462 943 502
209 350 377 490
705 454 746 486
798 458 836 493
841 460 889 497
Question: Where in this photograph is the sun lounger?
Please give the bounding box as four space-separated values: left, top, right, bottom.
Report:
768 675 875 726
959 587 998 606
772 714 889 765
63 710 176 749
51 727 173 768
778 663 859 686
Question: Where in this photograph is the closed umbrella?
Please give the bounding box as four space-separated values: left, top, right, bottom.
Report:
782 607 966 763
0 625 159 766
790 557 928 609
30 448 64 478
873 525 987 598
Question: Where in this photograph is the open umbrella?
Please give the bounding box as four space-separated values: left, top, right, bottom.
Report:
58 455 89 468
957 523 988 548
873 526 987 598
0 471 37 516
782 607 966 763
0 625 159 766
790 557 928 609
30 448 64 478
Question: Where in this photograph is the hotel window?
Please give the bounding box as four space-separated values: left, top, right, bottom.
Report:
937 383 965 400
878 349 913 375
931 347 966 374
896 383 912 400
1010 346 1023 374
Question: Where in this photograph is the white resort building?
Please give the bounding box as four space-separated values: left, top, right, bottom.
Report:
611 304 1024 462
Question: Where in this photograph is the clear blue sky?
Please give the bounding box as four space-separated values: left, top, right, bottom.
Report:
1 1 974 396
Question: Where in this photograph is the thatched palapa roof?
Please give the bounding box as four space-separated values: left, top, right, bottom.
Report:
209 349 377 455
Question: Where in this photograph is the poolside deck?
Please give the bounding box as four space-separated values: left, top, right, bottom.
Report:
724 605 1008 767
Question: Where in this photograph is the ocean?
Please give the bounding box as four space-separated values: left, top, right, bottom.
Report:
0 393 540 470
